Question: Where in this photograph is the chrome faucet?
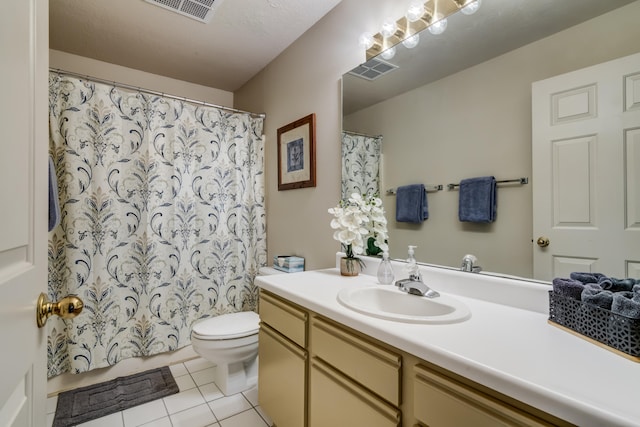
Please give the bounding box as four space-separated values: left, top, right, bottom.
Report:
461 254 482 273
395 275 440 298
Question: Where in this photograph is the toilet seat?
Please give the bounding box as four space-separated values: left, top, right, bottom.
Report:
192 311 259 340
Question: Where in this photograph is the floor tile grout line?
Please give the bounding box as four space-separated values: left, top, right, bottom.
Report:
169 401 218 424
52 359 270 427
254 407 271 427
159 395 173 427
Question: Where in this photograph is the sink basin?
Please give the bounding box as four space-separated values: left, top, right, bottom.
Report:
337 286 471 324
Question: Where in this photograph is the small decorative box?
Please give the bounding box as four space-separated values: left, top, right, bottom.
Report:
273 255 305 273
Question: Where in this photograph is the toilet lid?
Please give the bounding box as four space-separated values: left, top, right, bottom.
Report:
192 311 260 340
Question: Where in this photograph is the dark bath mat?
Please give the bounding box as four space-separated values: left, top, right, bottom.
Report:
53 366 179 426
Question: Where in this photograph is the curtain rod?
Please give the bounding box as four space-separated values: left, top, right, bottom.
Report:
343 130 383 139
49 68 266 119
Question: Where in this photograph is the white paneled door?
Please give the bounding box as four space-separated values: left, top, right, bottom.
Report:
532 52 640 281
0 0 48 426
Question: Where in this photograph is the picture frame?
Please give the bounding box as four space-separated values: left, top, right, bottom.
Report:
277 113 316 191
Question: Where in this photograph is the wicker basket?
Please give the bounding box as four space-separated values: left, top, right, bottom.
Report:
548 291 640 361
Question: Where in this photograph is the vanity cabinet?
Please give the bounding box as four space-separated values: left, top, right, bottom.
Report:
309 316 402 427
412 363 562 427
258 290 308 427
258 289 572 427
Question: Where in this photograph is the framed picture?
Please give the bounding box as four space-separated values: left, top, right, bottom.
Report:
277 113 316 190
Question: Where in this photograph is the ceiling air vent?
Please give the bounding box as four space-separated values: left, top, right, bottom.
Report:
144 0 224 23
348 58 398 81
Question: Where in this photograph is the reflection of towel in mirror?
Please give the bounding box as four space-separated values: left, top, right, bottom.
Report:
611 289 640 319
48 156 61 232
581 284 614 310
552 277 585 300
395 184 428 223
458 176 496 223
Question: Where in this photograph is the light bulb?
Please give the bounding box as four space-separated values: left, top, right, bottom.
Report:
428 14 447 35
406 2 425 22
381 19 398 38
359 32 375 50
380 46 396 60
461 0 481 15
402 33 419 49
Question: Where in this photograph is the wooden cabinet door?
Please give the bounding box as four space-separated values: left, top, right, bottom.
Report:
258 325 307 427
413 365 554 427
309 358 400 427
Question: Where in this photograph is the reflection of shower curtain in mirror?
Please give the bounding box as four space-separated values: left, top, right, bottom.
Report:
341 132 382 200
47 73 266 377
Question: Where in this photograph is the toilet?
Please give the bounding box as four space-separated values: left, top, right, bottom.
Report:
190 266 283 395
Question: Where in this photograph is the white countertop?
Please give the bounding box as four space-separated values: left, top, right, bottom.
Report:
256 262 640 427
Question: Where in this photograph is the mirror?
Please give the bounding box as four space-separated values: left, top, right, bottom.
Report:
342 0 640 280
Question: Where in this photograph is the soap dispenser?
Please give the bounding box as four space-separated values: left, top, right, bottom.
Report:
376 251 395 285
406 245 421 281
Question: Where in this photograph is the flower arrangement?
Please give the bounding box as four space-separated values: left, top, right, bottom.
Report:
328 193 388 266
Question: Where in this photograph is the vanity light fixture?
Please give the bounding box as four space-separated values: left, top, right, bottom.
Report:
380 46 396 60
361 0 482 61
359 32 376 50
406 2 426 22
380 19 399 38
402 33 420 49
460 0 482 15
427 14 448 35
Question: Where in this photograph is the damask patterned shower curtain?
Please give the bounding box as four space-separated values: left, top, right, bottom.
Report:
47 73 266 377
341 132 382 200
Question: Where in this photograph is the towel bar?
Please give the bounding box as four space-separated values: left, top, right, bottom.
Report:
447 177 528 191
386 185 443 195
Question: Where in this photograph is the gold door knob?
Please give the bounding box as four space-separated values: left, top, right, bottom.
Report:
536 237 550 248
36 293 84 328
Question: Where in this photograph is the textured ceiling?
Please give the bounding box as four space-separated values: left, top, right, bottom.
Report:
49 0 343 91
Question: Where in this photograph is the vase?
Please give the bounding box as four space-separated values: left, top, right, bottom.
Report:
340 257 361 276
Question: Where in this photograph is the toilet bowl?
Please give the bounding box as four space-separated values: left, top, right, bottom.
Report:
191 267 283 395
191 311 260 395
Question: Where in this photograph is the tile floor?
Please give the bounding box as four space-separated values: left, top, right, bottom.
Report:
46 357 273 427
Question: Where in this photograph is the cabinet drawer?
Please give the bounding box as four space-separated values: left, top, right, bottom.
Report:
413 364 553 427
310 357 400 427
311 316 401 406
258 324 307 427
259 290 307 347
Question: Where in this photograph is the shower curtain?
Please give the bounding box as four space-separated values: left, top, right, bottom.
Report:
341 132 382 200
47 73 266 377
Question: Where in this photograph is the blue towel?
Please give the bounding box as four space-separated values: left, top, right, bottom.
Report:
570 272 638 292
458 176 496 223
552 277 585 300
395 184 428 223
570 272 606 284
581 284 613 310
48 156 61 232
598 277 637 292
611 290 640 319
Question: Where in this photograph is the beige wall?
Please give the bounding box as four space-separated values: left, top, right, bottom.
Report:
49 50 234 107
339 2 640 278
235 0 410 270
